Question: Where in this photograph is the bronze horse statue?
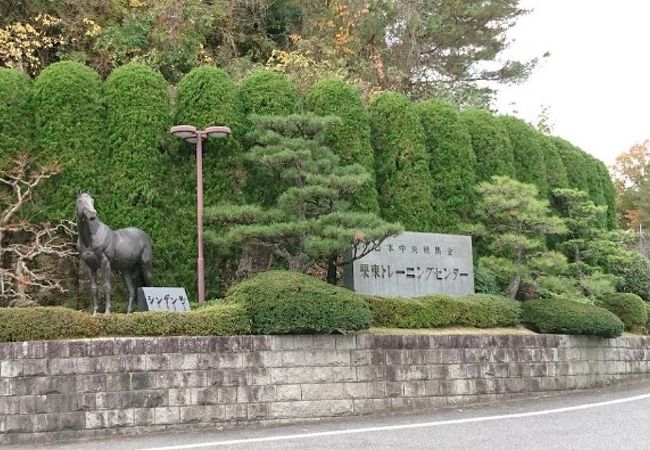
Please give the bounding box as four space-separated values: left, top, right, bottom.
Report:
76 192 153 315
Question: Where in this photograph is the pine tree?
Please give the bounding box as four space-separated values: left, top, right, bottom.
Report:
205 114 402 284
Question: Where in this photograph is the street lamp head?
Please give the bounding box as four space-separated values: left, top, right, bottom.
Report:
170 125 198 143
205 125 231 139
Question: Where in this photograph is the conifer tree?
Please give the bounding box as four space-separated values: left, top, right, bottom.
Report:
539 134 569 193
205 114 401 285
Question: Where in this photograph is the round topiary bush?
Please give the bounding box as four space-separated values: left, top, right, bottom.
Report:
416 100 476 231
521 298 623 337
240 69 299 116
368 91 435 231
32 61 105 220
305 79 380 213
498 115 548 198
225 270 372 334
460 109 516 182
0 68 32 162
597 293 647 332
551 137 590 195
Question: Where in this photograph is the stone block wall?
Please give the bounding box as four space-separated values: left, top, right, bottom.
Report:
1 334 650 444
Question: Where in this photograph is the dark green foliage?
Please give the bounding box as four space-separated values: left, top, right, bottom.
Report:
609 252 650 301
498 116 548 197
460 109 516 181
240 70 300 206
175 66 246 205
584 156 607 228
366 294 521 329
225 271 372 334
0 68 32 162
552 137 590 194
104 63 181 288
597 293 647 332
474 261 500 295
0 304 249 342
0 307 100 342
594 160 617 229
539 135 569 192
240 69 299 116
416 100 476 231
99 303 250 337
305 79 379 213
646 304 650 333
32 61 105 220
521 298 624 337
368 92 435 231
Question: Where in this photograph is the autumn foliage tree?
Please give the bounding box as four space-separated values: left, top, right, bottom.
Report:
610 140 650 230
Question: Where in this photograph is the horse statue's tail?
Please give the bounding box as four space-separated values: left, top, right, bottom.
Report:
140 237 154 287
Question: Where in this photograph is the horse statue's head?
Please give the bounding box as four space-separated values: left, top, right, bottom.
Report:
76 191 97 223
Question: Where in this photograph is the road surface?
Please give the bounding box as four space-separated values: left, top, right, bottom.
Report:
12 380 650 450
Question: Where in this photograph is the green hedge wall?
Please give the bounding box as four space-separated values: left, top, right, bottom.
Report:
225 270 372 334
32 61 106 220
539 135 569 192
460 109 516 182
368 92 435 231
521 298 623 338
499 116 548 197
416 100 476 231
240 69 300 206
240 69 300 117
104 63 188 290
0 68 32 162
305 78 380 213
552 137 590 194
594 159 617 229
367 294 521 329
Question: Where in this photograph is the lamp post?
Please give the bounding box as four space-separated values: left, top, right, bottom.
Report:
170 124 231 303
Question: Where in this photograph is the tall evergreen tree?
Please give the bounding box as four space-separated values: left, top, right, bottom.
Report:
539 134 569 193
416 99 476 231
205 114 401 285
368 92 435 231
305 78 380 213
461 109 516 181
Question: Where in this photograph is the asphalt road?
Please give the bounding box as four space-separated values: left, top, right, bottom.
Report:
13 380 650 450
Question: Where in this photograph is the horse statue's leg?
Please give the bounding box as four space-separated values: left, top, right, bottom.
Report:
88 267 99 316
121 270 136 314
101 256 112 316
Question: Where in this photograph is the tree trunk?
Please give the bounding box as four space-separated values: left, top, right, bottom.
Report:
507 273 521 300
326 258 337 285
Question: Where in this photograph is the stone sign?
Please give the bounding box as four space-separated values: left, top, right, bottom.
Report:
137 287 191 312
344 231 474 298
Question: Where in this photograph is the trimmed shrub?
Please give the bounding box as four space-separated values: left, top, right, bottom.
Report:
0 307 100 342
460 109 516 181
646 303 650 334
366 294 521 329
597 293 647 332
0 68 32 161
32 61 105 220
416 100 476 231
539 134 569 192
499 116 548 197
99 303 250 337
609 252 650 301
305 79 379 213
240 69 300 206
104 63 185 292
225 271 372 334
552 137 590 194
594 160 618 230
240 69 299 116
521 298 624 337
368 92 435 231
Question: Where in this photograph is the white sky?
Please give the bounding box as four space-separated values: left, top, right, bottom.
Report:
494 0 650 165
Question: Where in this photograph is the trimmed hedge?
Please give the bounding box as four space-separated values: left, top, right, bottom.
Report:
594 159 618 230
0 307 100 342
416 100 476 231
499 115 548 198
646 303 650 334
368 92 435 231
0 68 32 161
460 109 516 181
0 304 250 342
240 69 300 117
32 61 105 220
367 294 521 329
225 270 372 334
552 137 590 194
521 298 624 338
305 79 380 213
539 135 569 192
597 293 647 332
